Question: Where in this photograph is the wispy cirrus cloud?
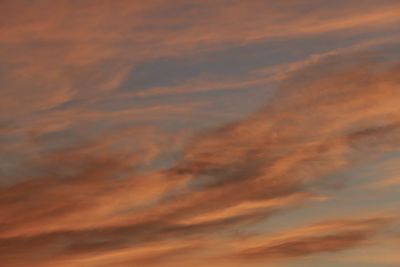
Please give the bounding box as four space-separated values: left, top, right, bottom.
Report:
1 1 399 266
0 46 399 266
1 0 399 117
232 215 396 262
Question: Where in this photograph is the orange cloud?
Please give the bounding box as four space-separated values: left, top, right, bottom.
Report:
0 1 399 264
232 215 396 261
1 0 399 117
1 47 399 266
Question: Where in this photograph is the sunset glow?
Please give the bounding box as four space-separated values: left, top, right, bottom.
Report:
0 1 399 266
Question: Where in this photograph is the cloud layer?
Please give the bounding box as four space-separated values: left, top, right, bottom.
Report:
0 1 399 266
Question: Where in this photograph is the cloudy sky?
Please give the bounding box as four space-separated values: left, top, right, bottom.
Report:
0 1 399 266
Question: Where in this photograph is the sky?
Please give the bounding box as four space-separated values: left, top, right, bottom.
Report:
0 1 399 266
